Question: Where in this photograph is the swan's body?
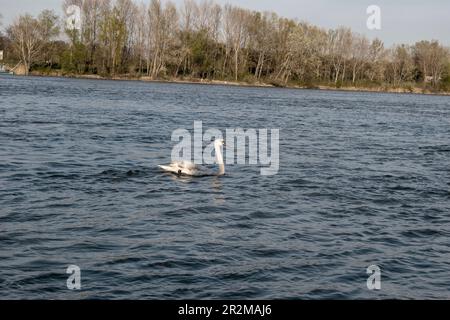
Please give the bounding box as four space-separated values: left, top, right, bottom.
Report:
159 139 225 177
158 161 217 177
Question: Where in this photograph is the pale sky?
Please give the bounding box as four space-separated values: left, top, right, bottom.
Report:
0 0 449 47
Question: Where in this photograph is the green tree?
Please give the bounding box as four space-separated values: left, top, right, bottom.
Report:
38 10 60 65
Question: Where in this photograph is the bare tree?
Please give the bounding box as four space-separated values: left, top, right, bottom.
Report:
147 0 178 79
414 40 448 86
175 0 197 76
81 0 103 72
388 44 414 86
0 13 4 55
308 25 328 82
270 17 294 83
8 12 58 75
274 21 306 84
3 0 449 90
247 11 275 80
365 38 386 82
349 34 369 84
0 13 6 60
98 0 135 75
38 10 60 65
326 27 352 84
133 2 148 75
223 5 250 81
290 23 328 84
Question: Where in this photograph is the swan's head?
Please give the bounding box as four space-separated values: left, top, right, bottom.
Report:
214 139 225 147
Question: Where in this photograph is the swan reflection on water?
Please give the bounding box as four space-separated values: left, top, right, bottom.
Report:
211 176 225 205
164 163 226 205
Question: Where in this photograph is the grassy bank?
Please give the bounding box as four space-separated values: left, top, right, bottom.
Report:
23 68 450 96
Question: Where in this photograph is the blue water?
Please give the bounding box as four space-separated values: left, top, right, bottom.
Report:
1 75 450 299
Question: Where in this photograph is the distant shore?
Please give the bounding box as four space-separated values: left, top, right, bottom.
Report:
16 70 450 96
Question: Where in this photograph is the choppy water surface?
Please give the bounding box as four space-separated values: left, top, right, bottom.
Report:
1 75 450 299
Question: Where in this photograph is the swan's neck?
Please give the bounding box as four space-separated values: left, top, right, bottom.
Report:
215 144 225 175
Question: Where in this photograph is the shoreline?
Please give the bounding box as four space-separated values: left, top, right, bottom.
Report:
17 71 450 97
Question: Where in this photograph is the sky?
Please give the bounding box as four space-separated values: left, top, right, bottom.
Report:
0 0 449 47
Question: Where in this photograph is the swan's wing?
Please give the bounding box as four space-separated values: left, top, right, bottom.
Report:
159 161 195 169
158 164 179 174
160 161 216 176
158 161 199 175
177 161 197 170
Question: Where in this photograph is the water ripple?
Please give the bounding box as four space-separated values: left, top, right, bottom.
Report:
1 75 450 299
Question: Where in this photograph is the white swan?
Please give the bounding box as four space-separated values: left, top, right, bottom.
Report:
159 139 225 176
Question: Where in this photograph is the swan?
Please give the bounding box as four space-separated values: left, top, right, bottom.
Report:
159 139 225 176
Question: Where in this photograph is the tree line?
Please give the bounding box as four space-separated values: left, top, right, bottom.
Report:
1 0 450 91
